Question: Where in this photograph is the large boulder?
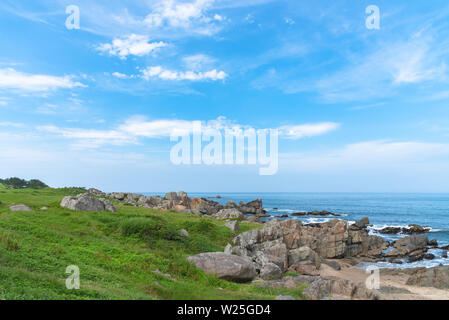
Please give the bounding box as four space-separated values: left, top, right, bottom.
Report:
288 246 321 269
187 252 256 283
213 208 245 220
60 193 117 212
259 263 283 280
190 197 223 215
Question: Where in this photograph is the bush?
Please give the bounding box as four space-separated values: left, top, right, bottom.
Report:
0 177 48 189
120 217 181 242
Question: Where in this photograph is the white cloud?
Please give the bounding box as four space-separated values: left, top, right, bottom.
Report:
38 116 338 148
141 66 228 81
97 34 167 59
0 122 25 128
0 68 86 92
278 122 340 139
37 125 136 149
182 54 216 70
111 72 130 79
145 0 214 29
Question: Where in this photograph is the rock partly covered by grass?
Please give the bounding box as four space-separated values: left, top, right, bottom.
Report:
187 252 257 283
9 204 32 212
60 193 117 212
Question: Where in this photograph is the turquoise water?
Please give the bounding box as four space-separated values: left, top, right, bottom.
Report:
185 192 449 268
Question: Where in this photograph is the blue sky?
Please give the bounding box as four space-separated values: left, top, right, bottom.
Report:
1 0 449 192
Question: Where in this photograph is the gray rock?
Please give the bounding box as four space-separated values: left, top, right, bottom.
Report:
108 192 126 200
288 246 321 269
276 295 295 300
9 204 32 212
88 188 105 197
224 243 233 254
179 229 189 237
178 191 188 199
353 217 370 229
187 252 256 283
225 221 240 232
40 206 49 211
60 193 116 212
213 208 245 220
165 192 179 201
99 198 117 212
260 263 283 280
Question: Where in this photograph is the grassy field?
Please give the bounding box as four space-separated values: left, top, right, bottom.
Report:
0 187 306 300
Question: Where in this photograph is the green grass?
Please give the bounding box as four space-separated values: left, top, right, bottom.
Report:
0 188 305 300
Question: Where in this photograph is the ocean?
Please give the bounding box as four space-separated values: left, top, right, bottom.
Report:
183 192 449 269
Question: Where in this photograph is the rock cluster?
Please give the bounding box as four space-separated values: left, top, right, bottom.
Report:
222 217 388 281
60 193 117 212
105 191 268 220
384 234 434 262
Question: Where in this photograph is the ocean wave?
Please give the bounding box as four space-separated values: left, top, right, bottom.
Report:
357 249 449 270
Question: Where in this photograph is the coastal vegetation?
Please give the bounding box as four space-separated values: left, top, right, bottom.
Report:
0 187 305 300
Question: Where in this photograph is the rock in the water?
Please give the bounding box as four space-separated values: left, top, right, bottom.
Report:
9 204 32 212
213 208 245 220
60 193 117 212
225 221 240 232
385 235 428 258
292 210 341 217
403 224 431 235
276 295 295 300
379 227 402 235
423 253 435 260
187 252 256 283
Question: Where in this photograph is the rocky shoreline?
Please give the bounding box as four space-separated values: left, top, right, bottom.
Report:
56 189 448 300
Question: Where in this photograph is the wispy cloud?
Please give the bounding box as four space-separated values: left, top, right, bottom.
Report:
278 122 340 139
141 66 228 81
0 68 86 93
38 116 340 148
97 34 167 59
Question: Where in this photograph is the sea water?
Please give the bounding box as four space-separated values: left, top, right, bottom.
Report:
186 192 449 269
